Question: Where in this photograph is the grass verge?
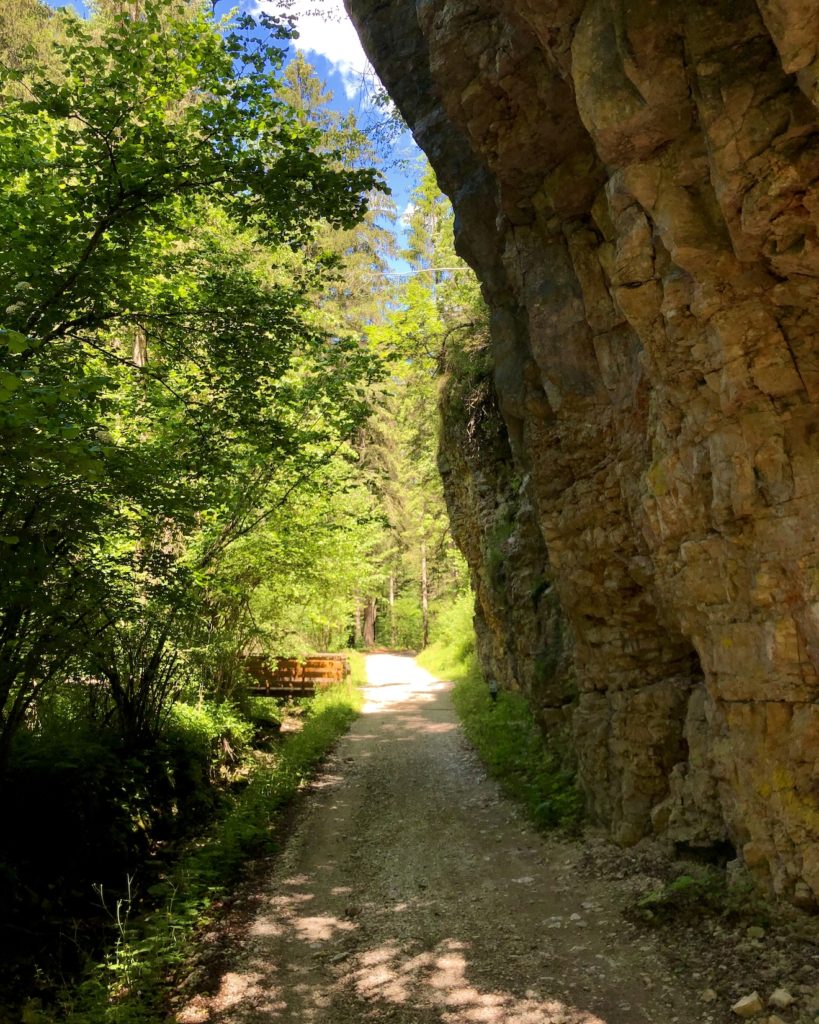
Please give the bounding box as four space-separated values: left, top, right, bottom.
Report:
346 648 367 687
37 681 363 1024
418 635 583 833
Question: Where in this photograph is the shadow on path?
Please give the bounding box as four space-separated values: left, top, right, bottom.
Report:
178 655 703 1024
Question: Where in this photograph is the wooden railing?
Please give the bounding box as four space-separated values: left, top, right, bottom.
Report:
244 653 350 697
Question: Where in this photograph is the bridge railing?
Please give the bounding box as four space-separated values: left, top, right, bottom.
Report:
244 653 351 698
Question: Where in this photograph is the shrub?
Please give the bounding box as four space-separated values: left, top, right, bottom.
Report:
243 697 282 729
2 728 142 883
160 702 255 828
50 681 364 1023
166 702 254 772
389 593 424 649
0 698 257 1001
428 591 474 661
632 867 770 927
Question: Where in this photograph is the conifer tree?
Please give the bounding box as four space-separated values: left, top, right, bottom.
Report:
360 159 483 649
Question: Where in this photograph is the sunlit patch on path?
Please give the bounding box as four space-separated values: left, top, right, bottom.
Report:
177 655 703 1024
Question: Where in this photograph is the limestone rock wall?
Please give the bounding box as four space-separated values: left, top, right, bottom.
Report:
437 346 573 722
346 0 819 908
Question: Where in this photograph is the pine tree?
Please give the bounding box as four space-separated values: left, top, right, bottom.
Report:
358 158 483 649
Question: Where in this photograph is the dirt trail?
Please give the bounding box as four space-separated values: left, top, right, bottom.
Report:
178 655 711 1024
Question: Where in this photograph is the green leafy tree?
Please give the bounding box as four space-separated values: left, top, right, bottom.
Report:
0 0 383 760
0 0 60 74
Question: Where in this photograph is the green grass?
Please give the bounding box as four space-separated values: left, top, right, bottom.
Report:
37 682 363 1024
419 632 583 833
346 648 367 687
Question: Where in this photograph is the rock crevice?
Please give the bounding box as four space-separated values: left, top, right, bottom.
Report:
346 0 819 908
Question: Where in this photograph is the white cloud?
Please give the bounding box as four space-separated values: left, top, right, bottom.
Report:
399 201 416 227
258 0 370 99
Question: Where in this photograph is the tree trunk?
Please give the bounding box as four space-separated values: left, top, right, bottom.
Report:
132 327 148 366
354 600 362 648
421 541 429 649
389 573 396 648
362 597 377 648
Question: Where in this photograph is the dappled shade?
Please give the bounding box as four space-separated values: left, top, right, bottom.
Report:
177 657 697 1024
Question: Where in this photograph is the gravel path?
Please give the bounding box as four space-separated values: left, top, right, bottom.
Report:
178 654 710 1024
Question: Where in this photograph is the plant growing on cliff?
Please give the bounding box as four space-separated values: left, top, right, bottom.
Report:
631 867 770 928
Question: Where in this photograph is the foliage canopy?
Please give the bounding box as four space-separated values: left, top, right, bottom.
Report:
0 0 384 756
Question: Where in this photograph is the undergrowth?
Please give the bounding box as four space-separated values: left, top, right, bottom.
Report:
418 598 583 833
31 682 363 1024
346 649 367 687
630 865 771 929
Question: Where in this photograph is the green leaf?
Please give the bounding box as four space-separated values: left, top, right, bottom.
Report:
0 370 21 399
0 329 32 354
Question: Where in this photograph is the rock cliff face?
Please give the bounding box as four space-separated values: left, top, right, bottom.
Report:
438 344 573 727
346 0 819 908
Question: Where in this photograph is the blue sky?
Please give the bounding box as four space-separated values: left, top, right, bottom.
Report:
45 0 421 259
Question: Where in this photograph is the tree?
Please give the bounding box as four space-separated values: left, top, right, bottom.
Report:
358 159 482 650
0 0 384 761
279 53 397 328
0 0 58 73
